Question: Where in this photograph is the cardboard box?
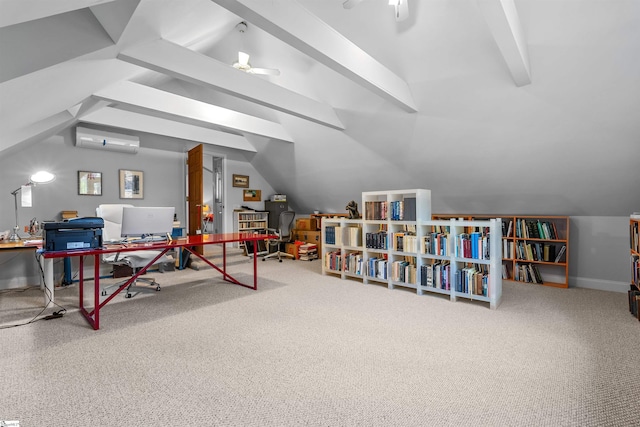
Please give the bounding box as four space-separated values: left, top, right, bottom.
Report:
296 218 319 231
113 264 134 278
292 230 322 252
285 242 303 259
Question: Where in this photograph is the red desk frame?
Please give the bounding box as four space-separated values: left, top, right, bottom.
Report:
41 233 274 330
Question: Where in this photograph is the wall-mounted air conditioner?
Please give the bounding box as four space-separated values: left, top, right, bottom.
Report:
75 126 140 154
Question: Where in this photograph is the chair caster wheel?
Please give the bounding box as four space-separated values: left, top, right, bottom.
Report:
156 286 161 291
126 293 132 298
101 291 107 296
279 259 283 262
262 258 266 261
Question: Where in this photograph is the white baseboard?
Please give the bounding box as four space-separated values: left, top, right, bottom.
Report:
571 276 629 293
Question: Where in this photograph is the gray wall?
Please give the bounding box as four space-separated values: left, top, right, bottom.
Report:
0 128 186 227
0 129 275 290
0 130 631 293
569 216 629 291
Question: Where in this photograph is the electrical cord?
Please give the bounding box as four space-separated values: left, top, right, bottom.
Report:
0 251 68 329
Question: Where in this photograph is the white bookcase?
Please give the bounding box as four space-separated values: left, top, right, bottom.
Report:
233 210 268 249
321 189 503 309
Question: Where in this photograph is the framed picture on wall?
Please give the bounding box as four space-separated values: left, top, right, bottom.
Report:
243 189 261 202
119 169 144 199
78 171 102 196
233 174 249 188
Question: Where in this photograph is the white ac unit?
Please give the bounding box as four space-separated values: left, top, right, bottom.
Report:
75 126 140 154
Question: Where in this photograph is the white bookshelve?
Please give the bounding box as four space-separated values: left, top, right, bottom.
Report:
233 210 268 249
321 189 503 309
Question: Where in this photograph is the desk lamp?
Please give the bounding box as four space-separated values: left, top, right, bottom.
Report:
8 170 56 242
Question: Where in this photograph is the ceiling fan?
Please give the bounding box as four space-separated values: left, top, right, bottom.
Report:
232 51 280 76
232 22 280 76
343 0 409 22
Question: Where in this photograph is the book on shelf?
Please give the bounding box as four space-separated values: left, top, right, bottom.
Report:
348 227 361 247
514 262 542 284
554 245 566 263
455 266 488 296
367 257 388 280
365 231 388 250
502 263 510 280
631 254 639 285
324 251 342 271
403 197 416 221
343 252 363 273
391 260 413 283
629 286 640 319
324 226 342 245
421 261 451 290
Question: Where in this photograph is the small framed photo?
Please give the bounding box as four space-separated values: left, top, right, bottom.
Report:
243 189 261 202
119 169 144 199
78 171 102 196
233 174 249 188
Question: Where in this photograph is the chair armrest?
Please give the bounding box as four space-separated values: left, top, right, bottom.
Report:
266 228 279 236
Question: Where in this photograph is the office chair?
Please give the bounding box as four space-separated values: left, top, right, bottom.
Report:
262 210 296 262
97 204 173 298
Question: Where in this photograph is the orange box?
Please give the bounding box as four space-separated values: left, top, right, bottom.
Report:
285 242 304 259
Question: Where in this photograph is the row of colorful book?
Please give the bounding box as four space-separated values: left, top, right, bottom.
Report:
455 232 491 260
514 219 559 240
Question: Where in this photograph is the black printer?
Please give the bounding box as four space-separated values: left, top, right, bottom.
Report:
43 217 104 252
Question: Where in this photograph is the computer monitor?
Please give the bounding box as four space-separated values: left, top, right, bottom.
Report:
120 206 175 238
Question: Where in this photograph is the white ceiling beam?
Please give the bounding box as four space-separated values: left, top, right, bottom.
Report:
477 0 531 86
0 111 75 154
118 39 344 130
0 0 116 28
92 81 294 143
210 0 418 112
79 107 257 152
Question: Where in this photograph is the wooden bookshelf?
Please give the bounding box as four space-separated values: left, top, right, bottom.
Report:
629 215 640 320
322 190 503 309
433 214 570 288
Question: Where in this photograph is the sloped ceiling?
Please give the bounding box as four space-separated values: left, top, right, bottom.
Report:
0 0 638 216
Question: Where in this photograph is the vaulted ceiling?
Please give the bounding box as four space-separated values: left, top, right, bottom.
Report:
1 0 639 215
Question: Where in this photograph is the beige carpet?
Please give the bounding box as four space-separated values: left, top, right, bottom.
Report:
1 248 639 426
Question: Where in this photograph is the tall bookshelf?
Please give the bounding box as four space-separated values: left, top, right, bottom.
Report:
233 210 268 249
322 190 503 309
629 215 639 320
434 214 570 288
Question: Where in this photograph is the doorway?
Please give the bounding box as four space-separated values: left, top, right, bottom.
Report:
202 154 224 234
213 157 224 234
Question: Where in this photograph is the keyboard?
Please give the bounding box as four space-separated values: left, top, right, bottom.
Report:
129 235 168 244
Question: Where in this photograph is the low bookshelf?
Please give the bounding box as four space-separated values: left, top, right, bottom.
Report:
629 215 640 321
434 214 570 288
322 190 503 309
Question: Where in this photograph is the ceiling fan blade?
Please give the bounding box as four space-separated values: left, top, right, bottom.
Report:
238 51 250 66
249 68 280 76
343 0 364 9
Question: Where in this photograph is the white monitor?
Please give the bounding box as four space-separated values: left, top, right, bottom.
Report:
120 206 175 238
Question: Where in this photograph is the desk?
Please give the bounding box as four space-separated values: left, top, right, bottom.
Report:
0 240 50 306
40 233 275 330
